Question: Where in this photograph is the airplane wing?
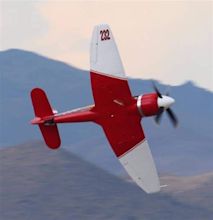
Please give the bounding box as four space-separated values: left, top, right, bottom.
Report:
90 24 133 112
90 24 160 193
101 116 160 194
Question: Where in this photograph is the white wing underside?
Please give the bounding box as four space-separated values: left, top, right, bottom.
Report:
90 24 126 79
119 140 160 193
90 24 160 193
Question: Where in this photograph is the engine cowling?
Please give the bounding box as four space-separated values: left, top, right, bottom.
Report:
137 93 159 117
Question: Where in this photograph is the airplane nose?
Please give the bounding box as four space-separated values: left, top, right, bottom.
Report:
157 95 175 109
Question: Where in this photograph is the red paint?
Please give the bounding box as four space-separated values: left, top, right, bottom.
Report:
31 88 53 117
31 88 61 149
54 109 97 123
31 117 44 124
90 71 145 157
90 71 134 113
39 124 61 149
141 93 158 117
30 73 159 155
99 114 145 157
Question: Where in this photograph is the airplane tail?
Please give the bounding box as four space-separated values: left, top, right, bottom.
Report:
30 88 61 149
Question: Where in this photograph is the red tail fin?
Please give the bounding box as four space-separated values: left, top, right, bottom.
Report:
31 88 61 149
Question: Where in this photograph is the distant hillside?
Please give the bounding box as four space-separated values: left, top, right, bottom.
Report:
0 49 213 176
1 142 213 220
0 49 93 146
161 173 213 212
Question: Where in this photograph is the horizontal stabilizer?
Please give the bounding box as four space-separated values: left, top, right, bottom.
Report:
31 88 61 149
31 88 53 117
38 124 61 149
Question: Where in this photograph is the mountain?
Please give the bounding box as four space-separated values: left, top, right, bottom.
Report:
1 142 213 220
161 173 213 212
0 49 93 146
0 49 213 176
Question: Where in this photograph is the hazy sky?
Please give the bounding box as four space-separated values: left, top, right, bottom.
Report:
1 1 212 91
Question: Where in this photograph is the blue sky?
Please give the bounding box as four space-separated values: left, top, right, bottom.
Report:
1 1 212 91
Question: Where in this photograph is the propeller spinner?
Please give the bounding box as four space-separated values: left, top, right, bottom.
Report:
153 82 178 127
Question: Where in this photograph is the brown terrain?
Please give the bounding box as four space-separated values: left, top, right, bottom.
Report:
0 142 213 220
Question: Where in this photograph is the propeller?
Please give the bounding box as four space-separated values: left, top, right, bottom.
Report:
152 82 178 127
166 108 178 127
152 82 162 98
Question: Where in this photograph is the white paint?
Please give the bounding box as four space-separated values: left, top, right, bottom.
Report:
119 140 160 194
55 105 94 116
157 95 175 109
52 109 58 114
136 95 144 117
160 184 168 188
90 24 126 78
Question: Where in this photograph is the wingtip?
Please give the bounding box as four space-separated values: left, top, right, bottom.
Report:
144 186 161 194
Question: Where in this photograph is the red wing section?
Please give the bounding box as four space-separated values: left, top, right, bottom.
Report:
100 114 145 157
90 71 133 113
90 72 160 193
90 71 145 157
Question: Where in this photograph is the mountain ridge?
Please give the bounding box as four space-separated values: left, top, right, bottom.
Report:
3 48 212 92
1 141 213 220
0 49 213 177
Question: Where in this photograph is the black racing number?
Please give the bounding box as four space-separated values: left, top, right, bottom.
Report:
100 29 111 41
105 29 110 40
100 30 104 41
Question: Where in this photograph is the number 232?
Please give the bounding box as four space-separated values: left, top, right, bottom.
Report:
100 29 110 41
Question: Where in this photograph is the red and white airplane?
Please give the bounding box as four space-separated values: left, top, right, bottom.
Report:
30 24 177 194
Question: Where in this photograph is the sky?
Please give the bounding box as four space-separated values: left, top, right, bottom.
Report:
1 1 212 91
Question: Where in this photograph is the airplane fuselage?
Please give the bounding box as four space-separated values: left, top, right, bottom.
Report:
32 92 173 126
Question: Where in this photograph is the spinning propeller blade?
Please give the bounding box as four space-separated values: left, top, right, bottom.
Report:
152 82 178 127
155 107 164 124
152 82 162 98
166 108 178 127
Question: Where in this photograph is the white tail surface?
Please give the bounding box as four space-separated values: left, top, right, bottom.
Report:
90 24 126 79
119 140 160 193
